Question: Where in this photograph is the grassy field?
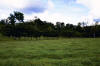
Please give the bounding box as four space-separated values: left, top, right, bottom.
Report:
0 38 100 66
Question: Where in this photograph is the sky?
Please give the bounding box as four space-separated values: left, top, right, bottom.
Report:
0 0 100 25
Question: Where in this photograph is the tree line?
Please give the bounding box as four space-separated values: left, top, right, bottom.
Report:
0 11 100 39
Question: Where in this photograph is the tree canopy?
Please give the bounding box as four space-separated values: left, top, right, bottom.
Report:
0 11 100 39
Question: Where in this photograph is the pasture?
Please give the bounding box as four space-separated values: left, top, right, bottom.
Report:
0 38 100 66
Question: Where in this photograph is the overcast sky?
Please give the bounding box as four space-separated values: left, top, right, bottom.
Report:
0 0 100 25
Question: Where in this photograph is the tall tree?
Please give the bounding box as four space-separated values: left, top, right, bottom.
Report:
8 14 16 26
14 11 24 22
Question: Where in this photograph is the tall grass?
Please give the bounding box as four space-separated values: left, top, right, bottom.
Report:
0 38 100 66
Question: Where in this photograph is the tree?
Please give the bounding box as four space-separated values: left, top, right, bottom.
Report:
14 11 24 22
8 11 24 26
1 11 100 39
0 19 6 33
7 11 24 39
8 14 16 26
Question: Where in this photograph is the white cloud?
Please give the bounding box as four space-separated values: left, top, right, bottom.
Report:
0 0 27 9
0 0 50 19
77 0 100 23
0 0 48 9
25 10 82 25
48 0 54 10
0 0 99 25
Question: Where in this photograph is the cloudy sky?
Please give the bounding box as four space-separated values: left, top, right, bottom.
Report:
0 0 100 25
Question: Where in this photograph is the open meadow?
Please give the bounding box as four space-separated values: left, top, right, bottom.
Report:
0 38 100 66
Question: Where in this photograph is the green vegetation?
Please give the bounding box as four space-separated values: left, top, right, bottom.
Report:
0 38 100 66
0 11 100 39
0 11 100 66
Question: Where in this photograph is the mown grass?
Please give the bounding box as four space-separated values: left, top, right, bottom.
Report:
0 38 100 66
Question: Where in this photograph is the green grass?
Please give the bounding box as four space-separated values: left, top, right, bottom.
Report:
0 38 100 66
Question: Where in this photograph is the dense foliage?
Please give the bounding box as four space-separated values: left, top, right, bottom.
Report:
0 11 100 39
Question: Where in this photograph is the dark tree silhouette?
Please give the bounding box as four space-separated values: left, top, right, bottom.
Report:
0 11 100 39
